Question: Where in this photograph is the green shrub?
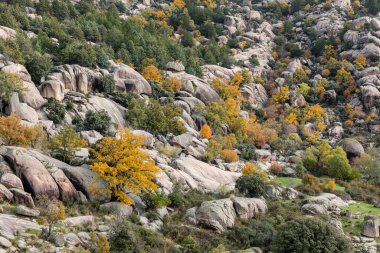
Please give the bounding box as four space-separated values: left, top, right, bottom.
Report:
225 219 275 250
235 175 265 198
25 52 53 84
110 92 138 108
73 110 112 135
141 192 171 209
237 143 256 161
271 218 352 253
125 98 186 136
181 31 194 47
109 220 178 253
95 74 115 94
45 98 66 124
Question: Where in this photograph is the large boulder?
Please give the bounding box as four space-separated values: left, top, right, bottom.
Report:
361 216 380 238
99 202 133 217
80 130 103 146
172 155 241 192
286 59 302 73
167 71 219 104
5 93 39 123
303 193 348 213
57 215 95 227
0 183 13 202
9 188 34 208
26 150 110 201
0 26 16 40
361 86 380 109
240 84 268 107
232 197 267 220
50 167 80 202
195 198 236 232
201 65 237 82
340 138 365 158
15 205 40 217
112 63 151 95
1 63 45 108
0 173 23 190
39 79 65 101
1 147 60 199
0 214 41 240
360 43 380 59
301 203 328 215
166 61 185 72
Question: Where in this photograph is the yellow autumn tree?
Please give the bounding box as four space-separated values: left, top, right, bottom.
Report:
173 0 186 9
303 104 327 123
203 0 215 8
286 113 299 125
200 124 212 139
90 128 159 205
322 45 337 60
0 115 37 146
229 71 244 86
242 162 256 175
272 86 290 104
354 54 367 68
142 65 163 84
336 67 353 85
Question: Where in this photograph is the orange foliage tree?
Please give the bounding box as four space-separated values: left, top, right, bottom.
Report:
0 115 37 146
142 65 163 84
163 77 181 92
220 149 239 163
354 54 367 68
242 162 256 175
90 128 159 205
173 0 186 8
200 124 212 139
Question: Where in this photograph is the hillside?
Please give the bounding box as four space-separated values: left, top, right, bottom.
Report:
0 0 380 252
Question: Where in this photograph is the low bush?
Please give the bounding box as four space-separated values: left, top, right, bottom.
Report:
125 98 185 135
271 218 352 253
73 110 112 135
45 98 66 124
235 175 265 198
0 115 36 146
220 149 239 163
109 220 177 253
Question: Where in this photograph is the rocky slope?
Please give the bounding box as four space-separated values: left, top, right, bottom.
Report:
0 0 380 252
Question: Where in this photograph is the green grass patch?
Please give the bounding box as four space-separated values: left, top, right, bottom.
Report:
272 177 303 188
340 201 380 236
272 177 345 192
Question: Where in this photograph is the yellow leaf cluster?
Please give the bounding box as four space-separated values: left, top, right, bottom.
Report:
142 65 163 84
203 0 215 8
220 149 239 163
322 45 337 60
286 113 299 125
303 104 327 123
242 162 256 175
272 86 290 104
0 115 37 146
163 77 182 92
354 54 367 68
90 128 159 205
200 124 212 139
211 78 241 100
173 0 186 9
229 71 244 86
336 67 353 85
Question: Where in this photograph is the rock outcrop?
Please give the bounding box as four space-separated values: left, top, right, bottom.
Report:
187 197 267 232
